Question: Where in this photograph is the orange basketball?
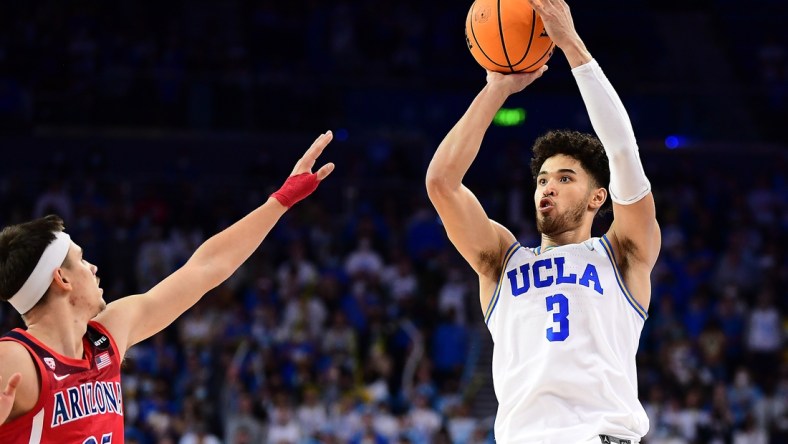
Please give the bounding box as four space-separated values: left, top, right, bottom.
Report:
465 0 555 73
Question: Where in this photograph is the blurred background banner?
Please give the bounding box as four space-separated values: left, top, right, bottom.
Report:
0 1 785 443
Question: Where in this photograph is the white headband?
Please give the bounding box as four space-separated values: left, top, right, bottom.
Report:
8 231 71 314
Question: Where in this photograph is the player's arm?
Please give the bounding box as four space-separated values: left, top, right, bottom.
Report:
0 343 36 424
94 132 336 356
426 69 546 300
532 0 660 306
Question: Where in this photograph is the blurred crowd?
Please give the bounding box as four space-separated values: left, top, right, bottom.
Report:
0 137 785 444
1 0 786 142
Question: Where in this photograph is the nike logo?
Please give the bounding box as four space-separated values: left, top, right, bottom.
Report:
53 374 70 381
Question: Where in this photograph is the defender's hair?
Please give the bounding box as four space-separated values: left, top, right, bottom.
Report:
0 215 67 304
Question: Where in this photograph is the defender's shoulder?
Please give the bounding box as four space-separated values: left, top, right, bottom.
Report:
0 338 37 377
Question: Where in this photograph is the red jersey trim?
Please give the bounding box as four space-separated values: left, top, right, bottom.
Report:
7 330 91 370
0 336 51 434
0 322 122 437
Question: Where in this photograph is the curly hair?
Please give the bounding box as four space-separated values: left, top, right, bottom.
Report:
0 215 66 304
530 129 611 214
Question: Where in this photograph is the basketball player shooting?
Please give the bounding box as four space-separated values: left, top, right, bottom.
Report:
426 0 659 442
0 132 335 443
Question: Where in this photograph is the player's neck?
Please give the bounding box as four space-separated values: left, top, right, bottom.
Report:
25 304 88 360
539 227 592 249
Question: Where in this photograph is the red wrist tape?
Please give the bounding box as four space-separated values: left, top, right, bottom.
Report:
271 172 320 208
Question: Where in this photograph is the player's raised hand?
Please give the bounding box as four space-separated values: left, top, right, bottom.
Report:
0 373 21 425
486 65 549 96
271 131 335 208
528 0 580 49
529 0 591 68
290 131 335 181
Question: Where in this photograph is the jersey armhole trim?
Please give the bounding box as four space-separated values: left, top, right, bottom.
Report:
0 336 51 432
484 241 521 325
600 235 648 320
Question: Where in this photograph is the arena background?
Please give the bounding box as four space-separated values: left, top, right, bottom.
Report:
0 1 785 443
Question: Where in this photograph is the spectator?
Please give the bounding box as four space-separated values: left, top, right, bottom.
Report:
225 393 265 444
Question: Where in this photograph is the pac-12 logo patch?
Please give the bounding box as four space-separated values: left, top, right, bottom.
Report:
44 357 56 370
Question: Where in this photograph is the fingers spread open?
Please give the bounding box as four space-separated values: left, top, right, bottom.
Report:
306 130 334 161
292 131 334 175
316 162 335 181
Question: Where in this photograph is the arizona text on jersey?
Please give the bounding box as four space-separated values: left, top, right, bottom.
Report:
0 321 125 444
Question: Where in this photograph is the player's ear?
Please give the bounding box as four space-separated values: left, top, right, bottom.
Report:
52 268 72 291
589 187 607 210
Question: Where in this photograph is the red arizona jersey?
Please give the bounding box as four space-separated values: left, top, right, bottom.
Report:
0 321 124 444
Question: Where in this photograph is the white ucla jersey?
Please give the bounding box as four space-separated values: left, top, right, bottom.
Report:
485 236 649 443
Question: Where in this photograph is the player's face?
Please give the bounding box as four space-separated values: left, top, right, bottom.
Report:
534 154 595 236
62 241 106 316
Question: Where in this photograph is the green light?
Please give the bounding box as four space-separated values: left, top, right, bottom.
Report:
493 107 527 127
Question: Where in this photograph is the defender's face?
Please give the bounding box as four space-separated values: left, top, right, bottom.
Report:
63 241 106 315
534 155 594 235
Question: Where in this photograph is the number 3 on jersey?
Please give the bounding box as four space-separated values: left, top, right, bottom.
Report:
545 293 569 341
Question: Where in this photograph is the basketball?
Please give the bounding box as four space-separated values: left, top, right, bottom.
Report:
465 0 555 73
